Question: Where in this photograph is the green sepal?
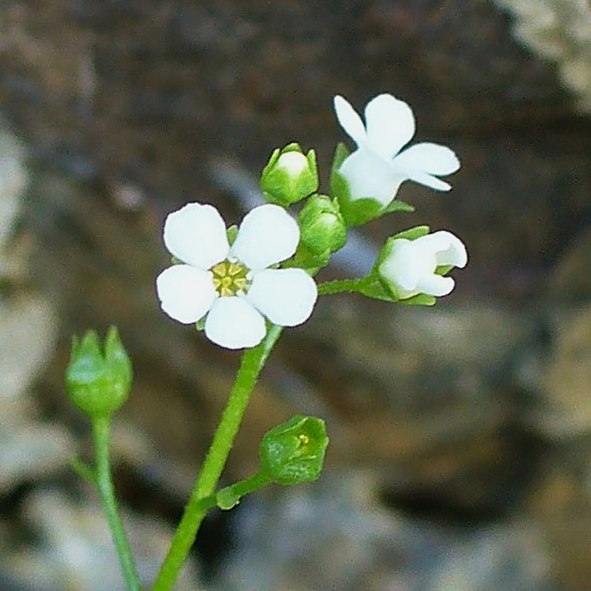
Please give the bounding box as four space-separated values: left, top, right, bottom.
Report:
399 293 437 306
226 224 238 246
330 141 349 173
390 225 430 242
358 276 436 306
259 415 329 485
65 326 132 419
292 242 330 269
356 278 399 302
195 317 206 331
382 199 415 214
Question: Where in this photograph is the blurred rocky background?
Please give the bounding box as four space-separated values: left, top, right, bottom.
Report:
1 0 591 590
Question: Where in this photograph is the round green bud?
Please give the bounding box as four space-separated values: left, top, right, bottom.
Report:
65 326 132 418
260 143 318 206
259 415 329 485
296 195 347 267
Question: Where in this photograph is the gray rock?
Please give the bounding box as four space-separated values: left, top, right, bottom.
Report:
218 471 555 591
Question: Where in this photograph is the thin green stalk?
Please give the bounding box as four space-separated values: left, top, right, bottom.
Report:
151 325 283 591
317 276 372 296
215 471 272 509
195 471 272 512
93 417 142 591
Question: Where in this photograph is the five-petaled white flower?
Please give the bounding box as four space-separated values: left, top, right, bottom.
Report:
334 94 461 206
156 203 317 349
379 231 467 299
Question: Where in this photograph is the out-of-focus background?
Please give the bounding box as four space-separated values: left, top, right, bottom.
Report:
2 1 591 590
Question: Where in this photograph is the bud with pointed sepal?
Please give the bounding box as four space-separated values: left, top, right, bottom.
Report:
260 143 318 206
65 326 132 418
259 415 328 485
295 195 347 268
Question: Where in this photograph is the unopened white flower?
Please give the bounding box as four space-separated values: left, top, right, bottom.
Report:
156 203 317 349
334 94 460 206
276 151 309 175
379 231 467 299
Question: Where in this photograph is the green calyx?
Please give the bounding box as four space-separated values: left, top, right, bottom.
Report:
295 195 347 267
65 326 132 418
261 143 318 206
259 415 329 485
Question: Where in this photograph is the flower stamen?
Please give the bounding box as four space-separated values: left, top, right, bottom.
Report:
211 261 249 297
298 434 310 447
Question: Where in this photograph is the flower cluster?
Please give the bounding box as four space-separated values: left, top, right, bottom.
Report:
156 93 467 349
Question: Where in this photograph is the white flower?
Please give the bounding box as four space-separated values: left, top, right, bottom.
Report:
156 203 317 349
379 231 467 299
334 94 460 206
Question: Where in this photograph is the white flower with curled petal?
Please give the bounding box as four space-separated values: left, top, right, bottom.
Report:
156 203 317 349
334 94 461 206
379 231 467 299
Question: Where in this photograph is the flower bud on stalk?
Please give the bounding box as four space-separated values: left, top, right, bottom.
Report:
259 415 329 485
65 326 132 418
260 143 318 206
296 195 347 267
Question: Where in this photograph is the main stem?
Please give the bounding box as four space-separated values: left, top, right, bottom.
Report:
151 325 283 591
93 417 142 591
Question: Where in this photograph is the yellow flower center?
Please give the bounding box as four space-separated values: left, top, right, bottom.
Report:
211 260 249 297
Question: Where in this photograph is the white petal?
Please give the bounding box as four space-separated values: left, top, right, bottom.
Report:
230 204 299 271
277 151 308 175
340 149 404 206
423 231 468 268
156 265 216 324
204 297 267 349
163 203 229 270
364 94 415 159
404 171 452 191
416 274 455 297
334 95 367 147
379 240 422 292
394 143 460 175
247 269 317 326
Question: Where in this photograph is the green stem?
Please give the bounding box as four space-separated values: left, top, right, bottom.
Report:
182 472 272 515
317 276 372 296
151 325 283 591
93 417 142 591
215 471 272 509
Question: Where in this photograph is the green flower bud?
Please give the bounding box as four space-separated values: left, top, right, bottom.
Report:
259 415 329 485
296 195 347 267
65 326 132 418
260 143 318 206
